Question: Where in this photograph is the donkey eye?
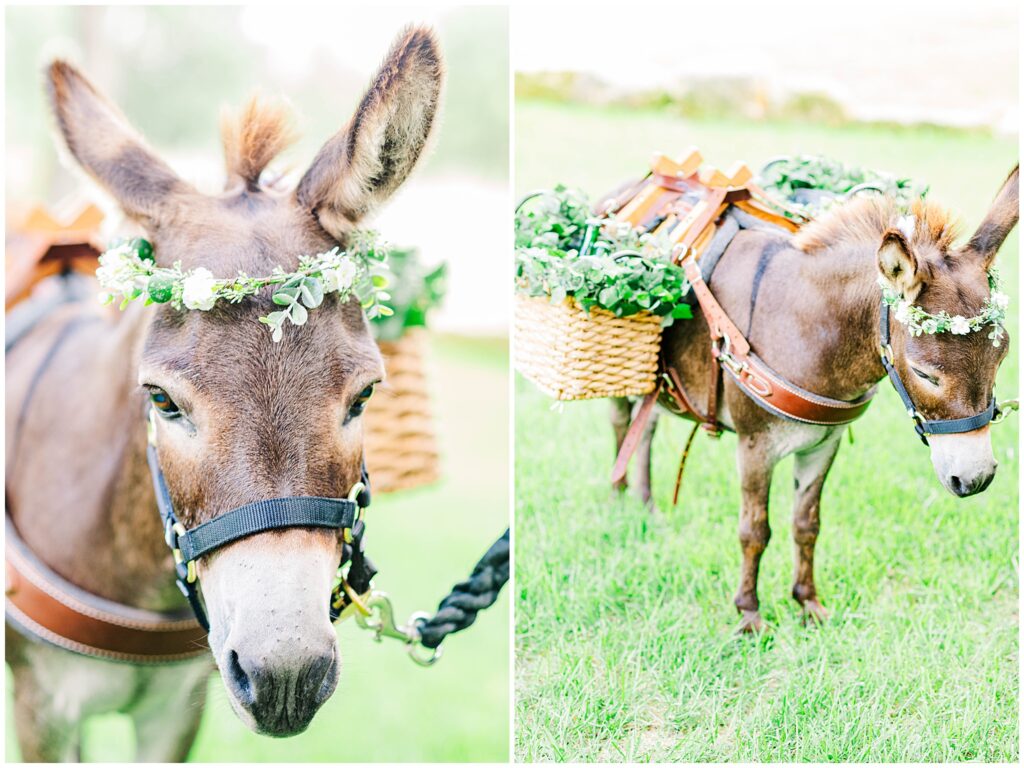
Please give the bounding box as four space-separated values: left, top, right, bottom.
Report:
148 387 181 416
347 384 376 420
911 367 940 386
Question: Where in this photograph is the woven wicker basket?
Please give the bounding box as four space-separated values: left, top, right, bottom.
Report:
514 294 662 400
364 329 441 494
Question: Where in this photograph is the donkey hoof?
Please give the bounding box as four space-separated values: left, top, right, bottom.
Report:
737 610 765 634
801 600 829 626
640 496 661 516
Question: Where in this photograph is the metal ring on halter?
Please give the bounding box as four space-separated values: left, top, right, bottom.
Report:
993 399 1019 424
343 482 366 543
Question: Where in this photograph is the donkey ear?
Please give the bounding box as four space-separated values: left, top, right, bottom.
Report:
877 229 923 300
296 26 444 239
963 165 1019 269
46 60 192 226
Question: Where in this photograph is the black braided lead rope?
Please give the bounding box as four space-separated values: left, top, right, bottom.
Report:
415 529 509 649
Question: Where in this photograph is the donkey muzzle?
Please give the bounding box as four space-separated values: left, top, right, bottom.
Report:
222 636 340 736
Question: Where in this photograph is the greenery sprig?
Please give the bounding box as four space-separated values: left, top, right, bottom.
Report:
370 246 446 342
760 155 929 217
881 267 1008 347
96 232 392 342
515 186 692 324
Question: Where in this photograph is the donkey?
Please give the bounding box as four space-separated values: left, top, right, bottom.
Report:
615 170 1017 632
5 27 443 760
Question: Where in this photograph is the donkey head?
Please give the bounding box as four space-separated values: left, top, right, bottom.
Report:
47 27 443 736
876 168 1017 497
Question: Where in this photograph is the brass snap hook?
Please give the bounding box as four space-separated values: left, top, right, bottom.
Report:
353 591 442 667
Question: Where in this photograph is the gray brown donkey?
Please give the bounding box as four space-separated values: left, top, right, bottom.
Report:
614 171 1018 632
6 27 443 760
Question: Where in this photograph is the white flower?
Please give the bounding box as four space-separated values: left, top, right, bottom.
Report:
181 268 218 310
321 257 357 293
921 318 939 334
95 244 139 294
895 300 913 325
990 291 1009 310
896 214 916 242
949 315 971 335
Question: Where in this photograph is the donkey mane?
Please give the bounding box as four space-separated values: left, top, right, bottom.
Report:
794 196 962 255
220 96 298 190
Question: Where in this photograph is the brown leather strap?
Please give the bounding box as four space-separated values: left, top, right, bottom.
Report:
610 383 662 485
5 519 209 664
682 260 875 426
672 421 701 506
610 350 724 485
705 343 721 432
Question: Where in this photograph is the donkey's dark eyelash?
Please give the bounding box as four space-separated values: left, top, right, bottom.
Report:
343 381 380 423
911 367 940 385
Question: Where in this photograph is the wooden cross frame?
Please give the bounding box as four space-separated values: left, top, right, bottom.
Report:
594 148 810 265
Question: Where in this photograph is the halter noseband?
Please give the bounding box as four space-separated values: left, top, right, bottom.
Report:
879 301 1004 446
146 410 375 631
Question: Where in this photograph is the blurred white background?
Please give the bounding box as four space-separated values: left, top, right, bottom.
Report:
513 0 1018 132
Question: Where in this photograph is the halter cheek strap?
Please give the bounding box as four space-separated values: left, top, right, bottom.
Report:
146 414 375 631
879 301 1000 446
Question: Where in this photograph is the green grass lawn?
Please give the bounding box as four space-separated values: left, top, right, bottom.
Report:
6 334 510 763
514 101 1019 762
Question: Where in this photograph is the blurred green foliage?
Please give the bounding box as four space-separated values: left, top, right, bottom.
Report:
371 246 447 342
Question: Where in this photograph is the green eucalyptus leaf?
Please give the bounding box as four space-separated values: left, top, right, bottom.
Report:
300 279 324 308
273 286 299 305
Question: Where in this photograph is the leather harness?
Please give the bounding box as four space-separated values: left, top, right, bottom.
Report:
612 203 1010 485
6 276 378 664
612 204 876 485
878 301 1006 445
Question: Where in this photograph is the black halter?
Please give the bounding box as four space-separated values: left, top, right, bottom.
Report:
879 300 1002 446
146 412 376 631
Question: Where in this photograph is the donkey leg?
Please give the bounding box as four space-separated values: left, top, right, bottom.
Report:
791 431 843 625
610 397 632 491
11 665 82 762
129 661 211 762
634 409 659 510
734 435 778 633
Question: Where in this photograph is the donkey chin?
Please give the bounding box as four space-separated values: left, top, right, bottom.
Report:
929 428 998 498
201 530 342 737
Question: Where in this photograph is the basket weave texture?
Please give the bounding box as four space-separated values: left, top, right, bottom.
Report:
364 330 440 493
514 294 662 400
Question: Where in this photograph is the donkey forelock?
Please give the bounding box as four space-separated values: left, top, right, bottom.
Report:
794 196 962 256
220 96 299 192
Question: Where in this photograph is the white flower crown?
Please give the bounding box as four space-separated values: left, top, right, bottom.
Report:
96 232 392 342
880 267 1008 347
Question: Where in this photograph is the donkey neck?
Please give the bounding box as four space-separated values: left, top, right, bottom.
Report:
8 302 183 612
726 230 889 402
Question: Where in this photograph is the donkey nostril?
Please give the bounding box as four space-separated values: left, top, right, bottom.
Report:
225 649 255 706
950 475 967 496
